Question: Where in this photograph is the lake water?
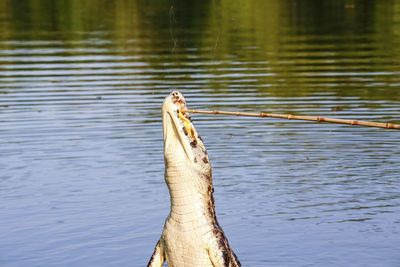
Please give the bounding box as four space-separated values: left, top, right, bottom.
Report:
1 1 400 266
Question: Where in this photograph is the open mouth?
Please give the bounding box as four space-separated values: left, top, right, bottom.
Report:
170 91 195 140
177 108 195 140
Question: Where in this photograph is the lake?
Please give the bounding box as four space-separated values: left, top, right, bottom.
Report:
0 1 399 266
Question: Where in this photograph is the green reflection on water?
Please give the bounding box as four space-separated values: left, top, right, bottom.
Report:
0 0 400 101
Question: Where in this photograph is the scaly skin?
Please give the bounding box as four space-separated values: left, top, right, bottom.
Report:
148 91 241 267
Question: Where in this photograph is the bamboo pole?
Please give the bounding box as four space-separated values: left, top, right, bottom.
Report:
182 109 400 130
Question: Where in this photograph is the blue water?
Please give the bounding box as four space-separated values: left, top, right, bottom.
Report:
1 1 400 266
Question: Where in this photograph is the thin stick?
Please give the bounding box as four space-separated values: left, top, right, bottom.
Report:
182 109 400 130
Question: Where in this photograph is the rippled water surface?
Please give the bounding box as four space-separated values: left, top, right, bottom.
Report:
1 1 400 266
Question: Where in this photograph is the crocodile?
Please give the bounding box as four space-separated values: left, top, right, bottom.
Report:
148 91 241 267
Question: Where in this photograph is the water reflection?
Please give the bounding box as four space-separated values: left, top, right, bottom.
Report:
1 0 400 266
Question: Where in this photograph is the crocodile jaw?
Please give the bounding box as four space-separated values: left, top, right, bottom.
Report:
162 91 211 177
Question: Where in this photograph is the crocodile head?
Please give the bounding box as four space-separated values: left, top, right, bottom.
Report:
154 92 240 267
162 91 211 171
